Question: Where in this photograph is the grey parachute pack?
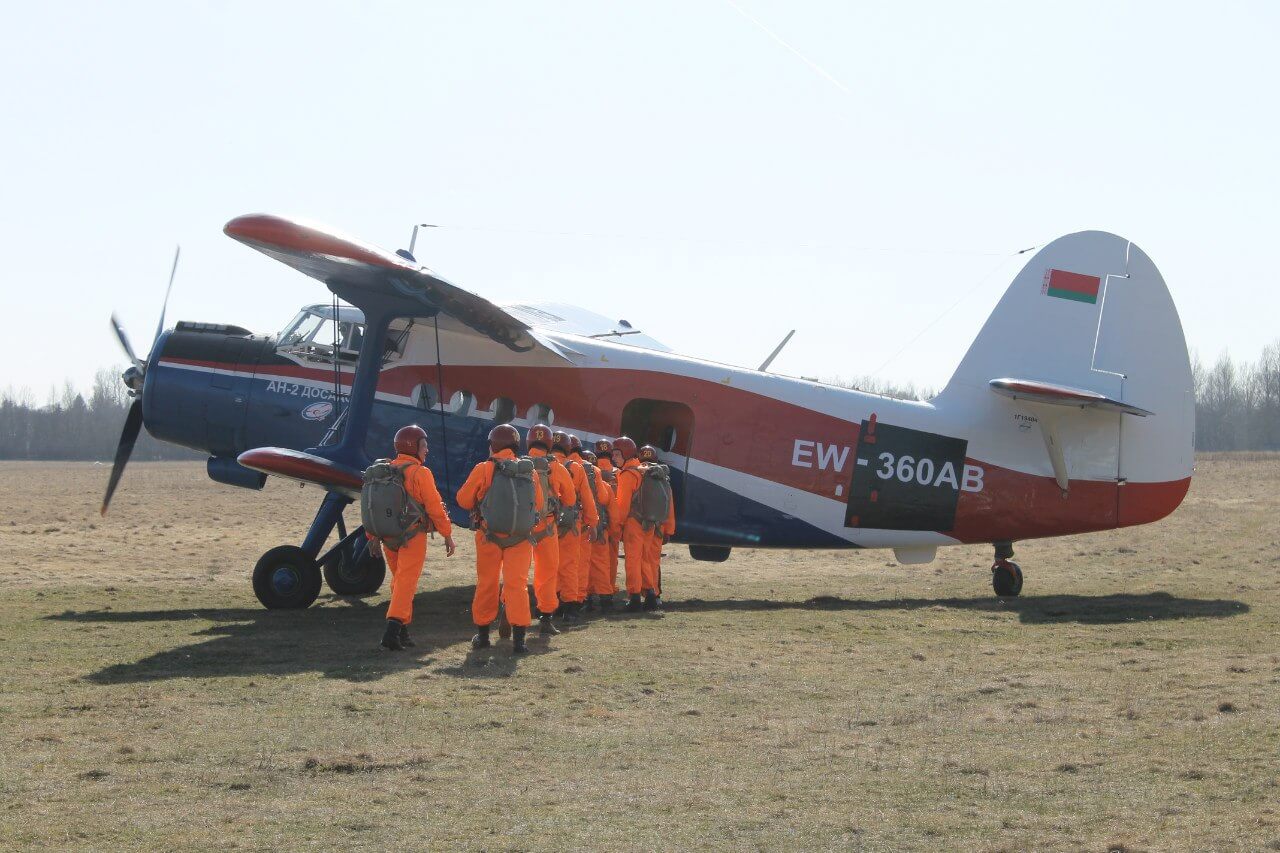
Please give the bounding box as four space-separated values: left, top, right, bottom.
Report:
630 463 673 531
528 455 559 544
361 459 428 549
478 457 539 548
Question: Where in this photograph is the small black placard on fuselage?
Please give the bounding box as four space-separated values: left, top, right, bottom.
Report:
845 421 968 531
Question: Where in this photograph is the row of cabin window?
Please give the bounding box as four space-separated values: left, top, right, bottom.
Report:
412 385 553 426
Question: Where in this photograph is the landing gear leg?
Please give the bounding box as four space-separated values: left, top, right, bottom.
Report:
991 541 1023 598
252 492 350 610
321 524 386 596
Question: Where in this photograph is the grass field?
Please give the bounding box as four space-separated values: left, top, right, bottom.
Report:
0 458 1278 851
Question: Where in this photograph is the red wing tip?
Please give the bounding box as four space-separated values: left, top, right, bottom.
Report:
223 213 411 272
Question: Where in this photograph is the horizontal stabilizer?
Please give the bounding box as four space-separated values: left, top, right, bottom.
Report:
224 214 572 360
237 447 364 498
989 378 1152 417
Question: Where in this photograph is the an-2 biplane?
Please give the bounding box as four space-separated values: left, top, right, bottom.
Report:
102 214 1194 609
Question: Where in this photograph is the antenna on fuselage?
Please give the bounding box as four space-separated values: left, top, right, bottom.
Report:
405 223 436 259
758 329 796 372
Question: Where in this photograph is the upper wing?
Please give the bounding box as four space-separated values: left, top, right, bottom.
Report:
224 214 573 360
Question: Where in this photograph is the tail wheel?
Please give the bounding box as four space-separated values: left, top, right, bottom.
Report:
322 542 386 596
991 560 1023 597
253 545 322 609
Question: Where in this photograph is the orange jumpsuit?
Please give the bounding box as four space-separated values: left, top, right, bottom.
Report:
381 453 453 625
553 449 599 605
643 481 677 596
584 466 615 597
570 453 612 602
456 448 537 629
596 458 621 592
527 447 576 617
609 459 651 596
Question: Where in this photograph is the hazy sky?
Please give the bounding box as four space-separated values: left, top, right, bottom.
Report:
3 1 1276 399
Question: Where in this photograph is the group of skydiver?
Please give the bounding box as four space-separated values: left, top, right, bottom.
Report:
362 422 676 654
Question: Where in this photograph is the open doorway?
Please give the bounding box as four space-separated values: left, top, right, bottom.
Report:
619 398 694 507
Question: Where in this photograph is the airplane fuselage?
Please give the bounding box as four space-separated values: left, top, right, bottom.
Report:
143 316 1188 555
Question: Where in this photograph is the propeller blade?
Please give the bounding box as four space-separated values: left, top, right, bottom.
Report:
152 245 180 353
110 312 143 370
101 398 143 516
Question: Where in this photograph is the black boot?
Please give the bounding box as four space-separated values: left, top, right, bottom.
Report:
583 595 597 613
381 619 405 651
561 602 579 623
539 613 560 636
512 625 528 654
624 593 643 613
598 594 614 613
399 622 415 647
471 624 491 650
643 591 658 611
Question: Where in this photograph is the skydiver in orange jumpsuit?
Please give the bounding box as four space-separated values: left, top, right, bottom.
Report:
608 436 650 613
374 424 456 651
552 430 598 621
526 423 576 636
594 438 622 598
456 424 538 653
637 444 677 610
579 449 615 611
569 437 610 610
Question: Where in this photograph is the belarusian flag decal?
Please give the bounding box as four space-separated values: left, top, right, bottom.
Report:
1042 268 1101 304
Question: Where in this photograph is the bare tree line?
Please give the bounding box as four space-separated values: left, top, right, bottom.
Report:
2 350 1275 460
1192 345 1280 451
0 368 199 461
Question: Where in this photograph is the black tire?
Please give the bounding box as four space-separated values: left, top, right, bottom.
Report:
322 544 386 596
992 561 1024 597
689 545 731 563
253 545 323 609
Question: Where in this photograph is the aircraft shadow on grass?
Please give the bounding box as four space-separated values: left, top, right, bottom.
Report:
676 591 1250 625
46 584 573 685
47 589 1246 684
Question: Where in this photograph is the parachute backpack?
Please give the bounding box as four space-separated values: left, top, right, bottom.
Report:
556 456 583 535
630 463 672 531
478 457 538 548
528 455 559 543
361 459 428 549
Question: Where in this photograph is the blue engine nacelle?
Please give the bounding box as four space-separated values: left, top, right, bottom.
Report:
142 322 276 459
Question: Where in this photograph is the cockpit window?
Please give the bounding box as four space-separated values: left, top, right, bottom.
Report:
277 308 364 363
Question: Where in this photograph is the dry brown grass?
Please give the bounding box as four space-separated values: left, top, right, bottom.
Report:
0 457 1278 850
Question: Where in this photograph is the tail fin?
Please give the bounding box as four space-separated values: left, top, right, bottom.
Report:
939 231 1193 517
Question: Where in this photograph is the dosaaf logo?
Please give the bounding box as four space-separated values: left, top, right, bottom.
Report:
301 401 334 421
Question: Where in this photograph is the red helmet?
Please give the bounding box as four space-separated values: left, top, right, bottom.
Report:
393 424 428 457
639 444 660 463
527 423 553 450
594 438 613 455
488 423 520 454
613 436 637 460
551 430 572 452
580 450 597 464
569 435 583 453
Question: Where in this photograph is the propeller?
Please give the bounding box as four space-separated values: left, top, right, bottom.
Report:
101 246 181 515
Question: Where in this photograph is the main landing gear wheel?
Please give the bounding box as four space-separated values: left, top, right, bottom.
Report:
253 545 323 609
322 543 386 596
991 559 1023 597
